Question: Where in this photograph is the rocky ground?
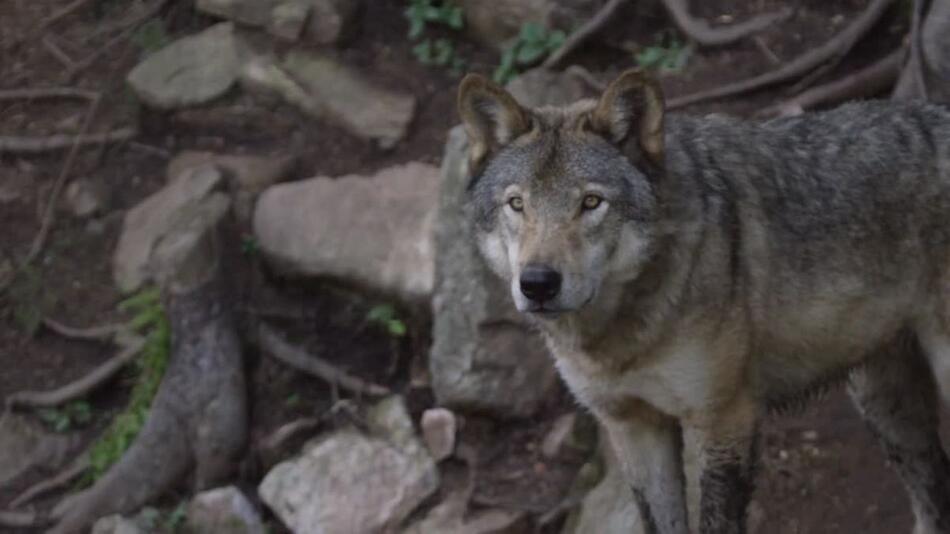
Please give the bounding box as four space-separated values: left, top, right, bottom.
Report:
1 0 947 533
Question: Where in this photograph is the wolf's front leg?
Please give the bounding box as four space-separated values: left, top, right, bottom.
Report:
601 399 689 534
692 393 759 534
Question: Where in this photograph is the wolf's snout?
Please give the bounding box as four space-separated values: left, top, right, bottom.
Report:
519 264 562 302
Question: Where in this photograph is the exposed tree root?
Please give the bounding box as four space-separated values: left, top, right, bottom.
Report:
258 323 391 397
0 510 45 529
0 127 136 154
667 0 895 109
542 0 627 69
10 455 90 509
42 36 76 69
661 0 792 47
48 198 247 534
0 87 97 101
42 317 127 342
760 49 904 117
6 336 144 410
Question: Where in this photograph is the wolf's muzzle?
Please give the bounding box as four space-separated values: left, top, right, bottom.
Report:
519 264 562 303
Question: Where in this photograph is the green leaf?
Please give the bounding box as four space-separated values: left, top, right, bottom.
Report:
408 17 425 39
520 22 544 43
547 30 567 50
367 304 396 323
516 42 547 64
422 5 442 20
413 39 434 65
434 38 454 65
387 319 407 337
447 6 464 29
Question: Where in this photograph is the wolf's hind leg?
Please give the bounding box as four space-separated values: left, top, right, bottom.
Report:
848 340 950 534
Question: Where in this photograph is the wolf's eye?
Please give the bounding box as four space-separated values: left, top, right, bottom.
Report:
508 196 524 212
582 194 603 211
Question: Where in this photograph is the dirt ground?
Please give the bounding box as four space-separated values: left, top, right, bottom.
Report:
0 0 946 532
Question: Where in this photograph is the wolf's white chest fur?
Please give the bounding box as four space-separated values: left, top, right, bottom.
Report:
547 333 716 421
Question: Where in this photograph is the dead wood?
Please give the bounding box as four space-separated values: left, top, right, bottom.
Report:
258 323 391 397
667 0 895 109
49 198 247 534
760 49 904 118
6 336 144 410
542 0 627 69
661 0 792 47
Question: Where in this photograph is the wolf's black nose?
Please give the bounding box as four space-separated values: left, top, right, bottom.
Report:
520 265 562 302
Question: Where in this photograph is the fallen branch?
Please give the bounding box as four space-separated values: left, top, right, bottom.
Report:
6 336 145 410
0 87 98 101
43 317 126 342
258 323 390 397
759 49 904 117
542 0 627 69
0 127 136 154
661 0 792 47
10 455 90 509
667 0 895 109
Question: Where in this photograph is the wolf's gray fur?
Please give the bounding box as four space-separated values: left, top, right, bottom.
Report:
458 69 950 534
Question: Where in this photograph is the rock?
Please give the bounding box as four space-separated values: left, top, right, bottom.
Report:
0 413 77 488
166 150 296 193
259 396 439 534
420 408 456 461
305 0 361 45
268 1 311 41
542 413 577 459
462 509 529 533
186 486 265 534
113 165 225 293
429 126 558 418
127 23 240 110
459 0 599 51
253 162 438 302
280 51 415 148
563 446 643 534
505 68 591 108
91 515 146 534
197 0 275 27
402 491 527 534
62 177 110 218
152 193 231 293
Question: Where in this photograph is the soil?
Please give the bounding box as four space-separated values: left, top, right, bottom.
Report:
0 0 943 533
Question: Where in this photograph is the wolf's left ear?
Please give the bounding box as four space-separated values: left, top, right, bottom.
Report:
458 74 530 171
590 69 665 166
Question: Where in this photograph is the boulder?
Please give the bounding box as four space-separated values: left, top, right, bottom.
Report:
258 396 439 534
127 23 240 110
305 0 362 45
196 0 359 44
459 0 601 51
420 407 457 461
505 68 591 108
90 515 146 534
402 491 528 534
429 126 558 418
253 162 438 302
186 486 265 534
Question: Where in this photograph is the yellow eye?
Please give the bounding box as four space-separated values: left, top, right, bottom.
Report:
582 194 603 210
508 196 524 212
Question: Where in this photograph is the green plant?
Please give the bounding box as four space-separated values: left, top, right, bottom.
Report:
412 38 467 74
132 18 170 56
285 392 301 408
84 288 170 483
405 0 464 39
494 22 567 84
366 303 407 337
240 234 259 256
38 401 93 432
634 33 692 73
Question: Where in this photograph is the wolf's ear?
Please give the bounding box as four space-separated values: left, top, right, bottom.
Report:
458 74 531 170
590 69 665 166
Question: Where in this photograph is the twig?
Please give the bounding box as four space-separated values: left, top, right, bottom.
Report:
23 95 102 269
661 0 792 47
759 49 904 118
6 336 145 409
0 127 136 154
753 36 781 65
0 87 98 101
10 455 90 509
36 0 94 34
42 35 76 69
542 0 627 69
258 417 321 460
258 323 390 397
42 317 126 342
667 0 895 109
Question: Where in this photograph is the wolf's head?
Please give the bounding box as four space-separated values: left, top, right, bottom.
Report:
458 69 666 317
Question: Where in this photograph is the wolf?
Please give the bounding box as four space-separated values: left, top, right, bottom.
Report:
457 68 950 534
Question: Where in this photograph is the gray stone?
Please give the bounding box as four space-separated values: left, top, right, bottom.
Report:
91 515 146 534
127 23 240 110
0 413 77 488
166 150 296 193
113 165 224 293
402 491 527 534
459 0 599 51
420 408 456 461
186 486 265 534
259 396 439 534
253 162 438 302
305 0 361 45
563 447 643 534
268 1 311 41
62 177 110 218
152 193 231 294
429 126 558 418
281 51 415 148
505 68 590 108
196 0 275 27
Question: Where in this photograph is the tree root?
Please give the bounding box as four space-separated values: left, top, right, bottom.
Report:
42 317 127 342
542 0 627 69
48 199 247 534
0 510 45 529
258 323 390 397
6 336 144 410
0 127 137 154
10 455 90 509
667 0 895 109
661 0 792 47
759 49 904 117
0 87 98 101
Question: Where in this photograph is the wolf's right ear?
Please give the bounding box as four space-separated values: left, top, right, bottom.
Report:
590 69 665 166
457 74 530 171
